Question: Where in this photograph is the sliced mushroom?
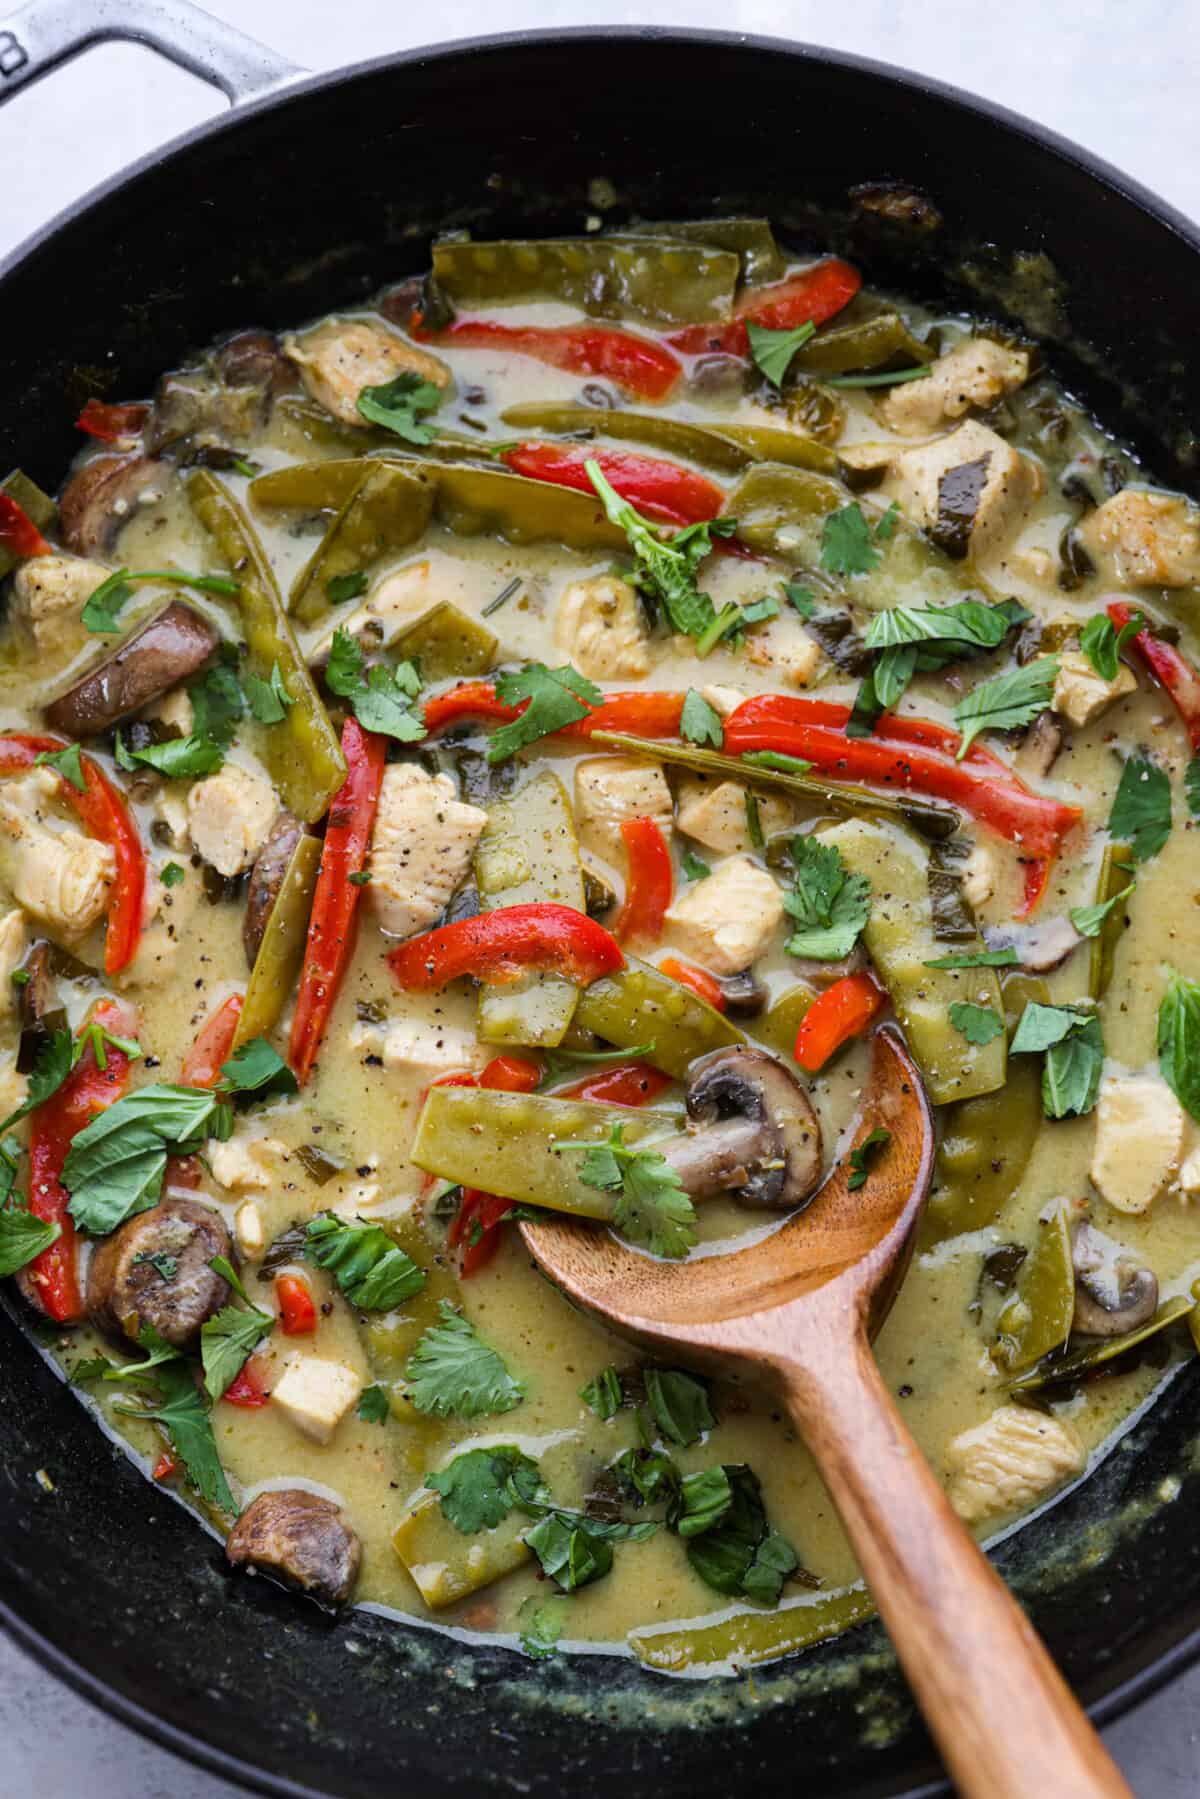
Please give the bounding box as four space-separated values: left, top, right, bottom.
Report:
213 328 298 396
226 1489 361 1609
984 914 1081 974
660 1045 822 1212
243 810 303 968
787 944 868 990
716 969 767 1018
43 600 219 738
58 453 169 557
1071 1221 1158 1337
87 1197 233 1350
1014 710 1064 782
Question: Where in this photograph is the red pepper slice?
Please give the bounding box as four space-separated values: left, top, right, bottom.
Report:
24 996 138 1322
421 682 686 743
388 902 624 992
419 317 682 403
275 1272 318 1336
0 733 146 973
449 1186 518 1278
500 442 726 527
0 494 52 561
180 993 244 1089
288 718 386 1085
658 956 726 1011
152 1451 181 1482
614 818 673 949
667 259 862 358
222 1361 270 1407
479 1054 542 1093
75 398 150 442
1107 600 1200 750
555 1060 674 1107
722 696 1082 864
793 972 886 1073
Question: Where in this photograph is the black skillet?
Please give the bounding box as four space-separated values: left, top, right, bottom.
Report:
1 7 1199 1795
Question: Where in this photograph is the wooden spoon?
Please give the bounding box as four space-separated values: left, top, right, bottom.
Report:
519 1026 1131 1798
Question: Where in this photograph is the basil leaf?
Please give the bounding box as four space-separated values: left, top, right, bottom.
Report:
34 744 86 791
1109 755 1172 862
219 1037 298 1103
746 320 816 389
644 1368 714 1446
0 1199 59 1276
953 660 1058 759
63 1085 233 1237
1158 970 1200 1121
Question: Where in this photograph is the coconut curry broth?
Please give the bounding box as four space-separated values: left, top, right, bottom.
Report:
2 222 1200 1668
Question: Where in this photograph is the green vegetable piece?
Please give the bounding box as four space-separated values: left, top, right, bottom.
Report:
791 312 934 377
232 832 321 1049
0 469 56 581
432 233 740 325
305 1212 426 1310
645 1367 714 1445
1109 755 1172 863
389 600 497 682
404 1300 524 1419
681 849 711 882
188 470 345 821
1081 842 1135 999
819 818 1006 1104
573 958 743 1080
392 1488 531 1606
630 1585 874 1671
289 462 434 624
921 1057 1041 1245
623 216 785 284
994 1203 1074 1373
1158 969 1200 1122
1012 1297 1195 1393
756 983 817 1058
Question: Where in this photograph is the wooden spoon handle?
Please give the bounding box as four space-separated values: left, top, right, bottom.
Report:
778 1331 1131 1799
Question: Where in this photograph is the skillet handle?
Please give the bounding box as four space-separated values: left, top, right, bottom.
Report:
0 0 303 109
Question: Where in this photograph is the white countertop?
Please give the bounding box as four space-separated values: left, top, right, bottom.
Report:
2 1 1199 1793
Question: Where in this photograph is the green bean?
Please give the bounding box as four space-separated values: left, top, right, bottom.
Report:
499 404 837 475
289 462 433 623
631 1586 875 1671
187 471 346 821
573 958 744 1078
624 217 786 284
1012 1297 1194 1392
1088 841 1135 1000
0 469 56 580
993 1203 1074 1373
232 833 321 1050
432 234 740 325
790 312 934 377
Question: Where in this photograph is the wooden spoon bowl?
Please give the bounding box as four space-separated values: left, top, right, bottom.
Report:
520 1026 1131 1799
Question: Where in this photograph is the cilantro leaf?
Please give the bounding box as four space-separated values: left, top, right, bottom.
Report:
572 1124 698 1259
746 319 816 388
327 570 369 605
682 849 710 882
356 372 443 444
82 568 134 634
676 1465 733 1537
161 862 185 888
404 1300 524 1418
820 502 897 578
1070 884 1135 937
783 835 870 961
426 1445 542 1533
352 663 425 741
200 1294 272 1401
1080 610 1143 682
132 1250 177 1282
949 1002 1005 1046
116 732 225 779
586 461 737 646
645 1367 714 1446
1109 755 1172 862
244 661 294 725
486 661 602 765
34 744 86 791
846 1126 892 1192
188 662 244 749
0 1198 59 1276
680 689 724 748
326 626 365 698
925 947 1020 970
953 659 1058 759
304 1212 425 1310
580 1365 623 1420
782 582 817 619
1158 970 1200 1121
357 1383 390 1423
113 1359 235 1514
219 1036 298 1103
63 1084 233 1237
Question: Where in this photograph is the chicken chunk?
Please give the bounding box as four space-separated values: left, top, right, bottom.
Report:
573 757 673 862
675 776 792 854
209 1134 286 1193
0 774 114 941
1090 1073 1185 1214
700 683 746 718
10 553 111 663
744 614 823 687
349 1016 486 1084
1077 489 1200 588
961 844 996 911
880 336 1031 436
234 1201 266 1259
1052 650 1137 729
946 1403 1084 1527
883 420 1043 559
664 854 783 975
284 319 451 426
272 1356 363 1445
186 765 277 877
367 763 487 940
0 909 27 1018
554 575 651 680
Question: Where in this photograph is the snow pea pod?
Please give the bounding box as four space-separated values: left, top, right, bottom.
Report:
921 1058 1041 1245
1012 1297 1194 1393
290 461 433 623
624 216 786 285
232 832 321 1050
393 1489 533 1606
499 403 837 475
573 957 744 1078
390 602 497 682
756 983 818 1058
431 234 740 325
1088 841 1135 1000
993 1202 1074 1373
631 1585 875 1672
790 311 934 377
187 471 346 822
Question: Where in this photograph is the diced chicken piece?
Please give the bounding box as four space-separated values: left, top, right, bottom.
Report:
310 560 435 660
1052 650 1137 729
573 757 673 862
675 776 791 854
0 773 113 941
234 1201 266 1259
328 1180 382 1223
209 1134 286 1193
961 844 996 911
883 420 1043 559
186 765 277 877
272 1356 363 1446
744 614 823 687
700 683 746 718
10 554 112 663
554 575 651 680
946 1403 1084 1527
283 319 451 426
142 685 194 738
880 336 1031 436
367 764 487 940
0 908 27 1018
1090 1073 1185 1214
664 855 783 975
348 1017 486 1084
1078 490 1200 588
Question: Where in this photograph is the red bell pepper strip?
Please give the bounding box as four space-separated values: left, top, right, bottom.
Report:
152 1451 181 1482
222 1361 270 1407
421 682 686 743
0 733 145 973
388 903 624 992
180 993 244 1089
614 818 673 949
1107 600 1200 751
658 956 726 1011
75 397 150 442
417 316 682 403
793 972 887 1073
23 996 137 1322
480 1054 542 1093
0 494 52 561
500 442 726 527
555 1060 673 1107
288 718 386 1085
667 259 862 358
275 1272 318 1336
722 696 1082 865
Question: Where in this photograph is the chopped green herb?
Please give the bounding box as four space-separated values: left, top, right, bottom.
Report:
645 1368 714 1446
0 1030 74 1135
953 659 1058 759
0 1197 59 1277
115 731 225 780
1070 884 1135 937
1011 1002 1104 1119
405 1301 525 1419
739 595 780 627
244 661 294 725
586 461 737 648
486 661 601 765
200 1288 272 1401
519 1596 566 1659
356 371 442 444
81 568 134 634
684 1464 799 1604
680 688 724 748
824 366 932 389
326 570 369 605
820 501 899 579
63 1085 234 1237
188 661 244 749
580 1365 623 1420
1109 755 1172 862
925 947 1020 970
426 1446 542 1533
1080 609 1143 682
681 849 711 882
304 1212 426 1310
112 1359 235 1514
132 1250 177 1282
846 1127 892 1192
161 862 185 888
676 1465 733 1537
347 870 371 886
569 1123 698 1259
782 582 817 619
783 834 871 962
482 575 522 618
1158 970 1200 1121
325 627 425 743
357 1384 390 1424
34 744 86 791
746 319 816 389
949 1002 1006 1047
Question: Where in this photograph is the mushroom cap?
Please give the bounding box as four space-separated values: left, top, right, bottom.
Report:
663 1045 823 1212
1071 1221 1159 1337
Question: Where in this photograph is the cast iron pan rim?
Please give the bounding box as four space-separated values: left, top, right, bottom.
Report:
3 22 1200 1796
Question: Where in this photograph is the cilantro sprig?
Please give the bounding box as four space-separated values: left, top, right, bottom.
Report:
568 1123 697 1260
820 501 899 579
586 461 738 649
404 1301 524 1418
783 835 870 961
326 628 424 743
356 372 442 443
485 661 601 765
